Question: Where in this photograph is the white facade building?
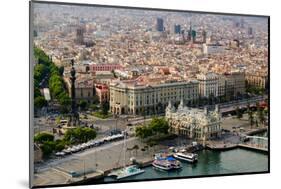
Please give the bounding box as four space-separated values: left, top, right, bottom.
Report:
109 80 199 115
166 100 221 141
197 72 219 98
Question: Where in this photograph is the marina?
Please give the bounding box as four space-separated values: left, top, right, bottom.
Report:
33 129 268 186
104 148 268 182
103 130 268 182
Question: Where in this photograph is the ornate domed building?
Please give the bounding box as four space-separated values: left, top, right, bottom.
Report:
165 100 221 142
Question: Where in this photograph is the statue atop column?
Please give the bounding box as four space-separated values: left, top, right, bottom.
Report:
69 59 79 126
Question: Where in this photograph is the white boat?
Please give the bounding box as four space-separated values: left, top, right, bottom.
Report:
154 153 182 169
152 160 174 171
108 165 145 179
173 152 198 163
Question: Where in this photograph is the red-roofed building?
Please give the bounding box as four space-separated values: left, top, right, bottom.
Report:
95 84 109 103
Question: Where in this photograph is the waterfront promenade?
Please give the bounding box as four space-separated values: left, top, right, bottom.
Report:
33 114 268 186
34 136 167 186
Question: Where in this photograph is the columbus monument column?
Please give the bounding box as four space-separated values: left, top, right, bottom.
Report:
69 59 79 126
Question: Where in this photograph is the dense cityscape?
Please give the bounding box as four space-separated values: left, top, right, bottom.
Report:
32 3 269 187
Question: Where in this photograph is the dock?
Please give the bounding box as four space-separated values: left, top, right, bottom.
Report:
206 142 268 153
206 143 238 151
244 127 268 136
238 144 268 153
136 158 154 168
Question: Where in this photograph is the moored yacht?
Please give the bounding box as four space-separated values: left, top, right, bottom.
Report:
153 155 182 170
108 165 145 180
152 159 174 171
166 156 182 169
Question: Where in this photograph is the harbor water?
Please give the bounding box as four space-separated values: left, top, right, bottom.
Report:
104 148 268 182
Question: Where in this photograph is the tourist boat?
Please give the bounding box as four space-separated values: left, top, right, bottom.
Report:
108 165 145 179
153 155 182 170
154 153 182 169
152 159 174 171
173 152 198 163
166 156 182 169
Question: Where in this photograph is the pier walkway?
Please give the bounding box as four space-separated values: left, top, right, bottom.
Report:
238 144 268 153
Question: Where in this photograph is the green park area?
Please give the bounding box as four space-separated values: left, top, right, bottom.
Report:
34 127 97 158
34 47 70 112
135 117 176 146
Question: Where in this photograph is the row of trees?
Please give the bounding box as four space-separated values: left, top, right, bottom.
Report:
34 132 64 157
246 86 265 95
245 81 266 95
34 47 70 112
197 92 247 107
49 70 70 113
34 47 50 109
247 104 267 128
34 127 97 157
135 117 169 139
63 127 97 144
234 102 267 128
